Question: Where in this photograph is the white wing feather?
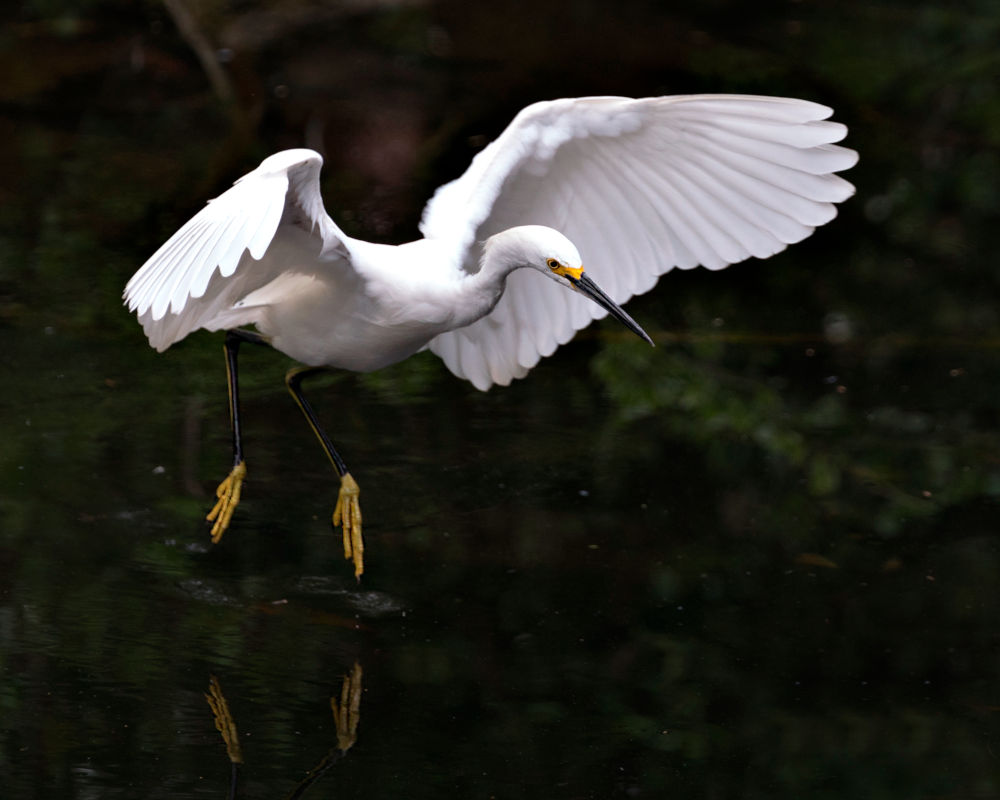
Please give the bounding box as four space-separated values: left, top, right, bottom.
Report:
421 95 858 390
124 149 351 351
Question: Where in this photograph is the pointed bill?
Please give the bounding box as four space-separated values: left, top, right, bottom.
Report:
569 273 654 346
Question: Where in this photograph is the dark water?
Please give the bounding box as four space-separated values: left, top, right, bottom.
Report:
3 2 1000 798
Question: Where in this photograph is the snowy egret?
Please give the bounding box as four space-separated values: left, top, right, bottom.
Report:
124 94 858 578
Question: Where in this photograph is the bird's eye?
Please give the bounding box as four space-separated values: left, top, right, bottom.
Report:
546 258 560 271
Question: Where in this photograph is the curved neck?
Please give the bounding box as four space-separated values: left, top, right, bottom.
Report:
446 229 535 328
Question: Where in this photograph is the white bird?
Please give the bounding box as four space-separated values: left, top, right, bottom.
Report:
124 94 858 578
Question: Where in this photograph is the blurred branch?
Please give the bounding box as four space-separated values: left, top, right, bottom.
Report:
161 0 255 158
161 0 235 106
163 0 244 113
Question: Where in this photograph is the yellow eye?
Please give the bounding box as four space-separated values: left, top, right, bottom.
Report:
546 258 560 270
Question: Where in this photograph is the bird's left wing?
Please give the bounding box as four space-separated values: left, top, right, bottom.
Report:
420 95 858 390
124 149 351 351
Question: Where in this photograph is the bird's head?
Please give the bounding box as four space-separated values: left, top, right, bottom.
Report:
491 225 654 345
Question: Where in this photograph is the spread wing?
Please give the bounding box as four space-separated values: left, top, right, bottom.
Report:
124 149 352 351
421 95 859 390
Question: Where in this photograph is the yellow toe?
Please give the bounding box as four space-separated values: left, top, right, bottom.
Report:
333 473 363 579
207 460 247 543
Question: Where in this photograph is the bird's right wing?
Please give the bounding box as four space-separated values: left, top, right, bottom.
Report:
124 149 352 351
419 95 858 390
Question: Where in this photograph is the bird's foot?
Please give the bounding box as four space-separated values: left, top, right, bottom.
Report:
333 473 363 579
206 460 247 543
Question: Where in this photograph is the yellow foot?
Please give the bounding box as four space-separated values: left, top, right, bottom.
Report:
333 473 363 579
206 460 247 543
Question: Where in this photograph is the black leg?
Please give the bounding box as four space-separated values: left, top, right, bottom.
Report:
206 328 269 542
285 367 349 476
285 366 364 578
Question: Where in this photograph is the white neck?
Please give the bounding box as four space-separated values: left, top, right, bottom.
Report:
445 227 543 327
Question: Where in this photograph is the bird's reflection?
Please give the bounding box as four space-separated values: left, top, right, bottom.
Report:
330 661 363 754
204 664 363 799
205 676 243 800
285 663 363 800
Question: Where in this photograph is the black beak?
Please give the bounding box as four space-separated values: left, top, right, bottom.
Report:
569 273 654 346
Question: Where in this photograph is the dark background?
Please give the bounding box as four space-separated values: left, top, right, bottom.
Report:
1 1 999 798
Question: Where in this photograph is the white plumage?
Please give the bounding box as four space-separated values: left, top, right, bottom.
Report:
125 94 857 390
124 93 857 577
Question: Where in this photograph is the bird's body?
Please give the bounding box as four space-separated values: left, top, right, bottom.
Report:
223 235 472 371
124 94 858 577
